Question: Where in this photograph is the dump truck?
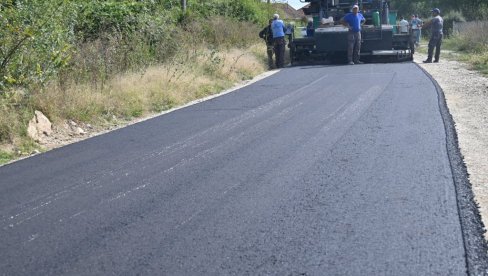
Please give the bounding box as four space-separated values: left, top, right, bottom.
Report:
289 0 414 65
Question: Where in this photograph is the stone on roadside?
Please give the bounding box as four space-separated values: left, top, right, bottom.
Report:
35 111 52 136
27 119 39 141
68 120 77 127
27 111 52 141
76 127 85 135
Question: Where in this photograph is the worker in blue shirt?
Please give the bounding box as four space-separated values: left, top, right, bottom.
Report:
271 13 286 68
340 5 365 65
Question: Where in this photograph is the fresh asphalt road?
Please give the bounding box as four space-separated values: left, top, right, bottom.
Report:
0 63 486 275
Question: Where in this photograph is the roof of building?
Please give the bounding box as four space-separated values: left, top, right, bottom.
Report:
270 3 305 20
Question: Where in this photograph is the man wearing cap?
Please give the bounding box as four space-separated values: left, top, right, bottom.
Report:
422 8 443 63
271 14 287 68
340 5 366 65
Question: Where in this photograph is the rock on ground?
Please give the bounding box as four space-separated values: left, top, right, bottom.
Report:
27 110 52 142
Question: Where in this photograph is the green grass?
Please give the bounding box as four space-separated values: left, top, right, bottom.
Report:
0 150 14 165
0 14 268 162
421 35 488 76
441 22 488 75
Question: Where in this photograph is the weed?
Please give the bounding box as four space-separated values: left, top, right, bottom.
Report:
0 150 14 165
0 9 268 158
436 21 488 75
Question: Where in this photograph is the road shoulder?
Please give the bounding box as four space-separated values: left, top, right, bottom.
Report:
414 51 488 272
414 51 488 236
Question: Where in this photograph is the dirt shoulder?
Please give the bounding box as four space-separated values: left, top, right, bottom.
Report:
414 50 488 238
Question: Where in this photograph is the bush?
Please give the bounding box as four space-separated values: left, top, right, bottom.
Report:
1 0 267 94
0 0 76 92
442 10 466 37
448 21 488 53
188 0 268 24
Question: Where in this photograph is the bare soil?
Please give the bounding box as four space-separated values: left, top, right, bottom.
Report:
414 50 488 237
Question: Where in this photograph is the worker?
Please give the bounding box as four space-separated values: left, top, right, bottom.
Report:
271 14 286 69
399 16 409 34
422 8 443 63
410 14 422 47
259 19 274 69
306 19 314 37
340 4 365 65
285 22 294 44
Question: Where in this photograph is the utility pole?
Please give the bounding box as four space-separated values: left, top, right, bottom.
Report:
181 0 186 12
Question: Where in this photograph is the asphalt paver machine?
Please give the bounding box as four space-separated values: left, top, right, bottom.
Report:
290 0 414 65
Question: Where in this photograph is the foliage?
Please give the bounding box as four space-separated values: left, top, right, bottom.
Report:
0 0 76 91
0 0 266 151
445 22 488 53
0 150 13 164
442 10 466 37
186 0 268 24
1 0 269 94
391 0 488 21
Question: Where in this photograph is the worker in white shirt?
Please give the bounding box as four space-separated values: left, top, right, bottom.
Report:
399 16 409 34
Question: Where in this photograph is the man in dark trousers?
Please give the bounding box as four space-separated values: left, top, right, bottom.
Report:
422 8 443 63
259 19 274 69
306 19 314 37
340 4 366 65
271 13 286 69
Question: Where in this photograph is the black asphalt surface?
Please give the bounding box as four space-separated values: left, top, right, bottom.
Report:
1 63 487 275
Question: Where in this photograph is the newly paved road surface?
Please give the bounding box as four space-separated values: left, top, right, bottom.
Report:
1 63 487 275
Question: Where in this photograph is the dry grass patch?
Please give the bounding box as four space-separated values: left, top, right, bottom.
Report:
1 44 267 164
32 45 266 127
443 21 488 75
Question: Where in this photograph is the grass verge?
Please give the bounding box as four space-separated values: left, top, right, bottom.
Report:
0 43 268 165
441 22 488 75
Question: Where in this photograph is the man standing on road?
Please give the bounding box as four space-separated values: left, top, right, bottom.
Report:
422 8 443 63
340 5 365 65
271 13 286 69
259 19 274 70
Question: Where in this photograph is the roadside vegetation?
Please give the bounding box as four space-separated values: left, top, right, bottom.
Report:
0 0 275 163
442 22 488 75
392 0 488 74
1 0 486 164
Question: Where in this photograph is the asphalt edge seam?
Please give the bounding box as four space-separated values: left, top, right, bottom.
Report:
416 63 488 275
